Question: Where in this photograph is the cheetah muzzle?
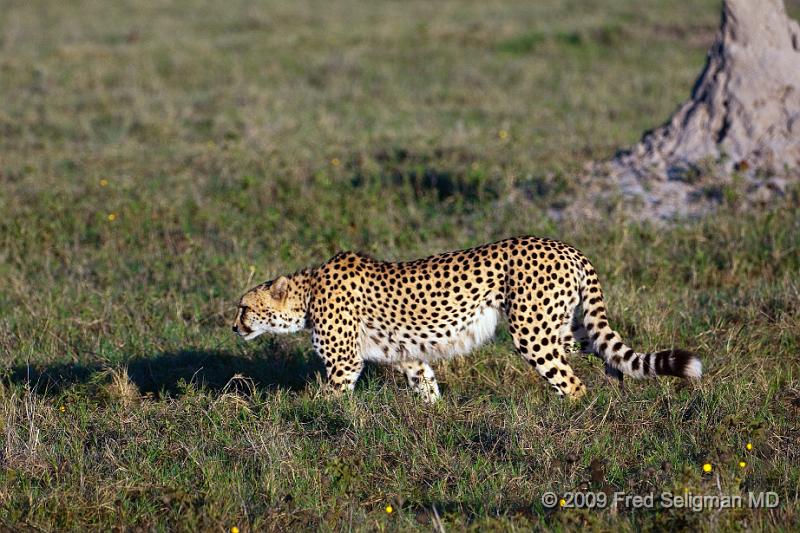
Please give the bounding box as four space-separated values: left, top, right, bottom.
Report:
233 237 702 402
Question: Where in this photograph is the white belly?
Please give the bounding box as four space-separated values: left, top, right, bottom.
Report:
360 305 500 364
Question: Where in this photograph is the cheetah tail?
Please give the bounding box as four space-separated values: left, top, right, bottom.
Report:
578 269 702 380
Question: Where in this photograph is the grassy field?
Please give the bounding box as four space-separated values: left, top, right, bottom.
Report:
2 0 799 530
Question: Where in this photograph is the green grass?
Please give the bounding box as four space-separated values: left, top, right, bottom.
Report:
1 0 799 530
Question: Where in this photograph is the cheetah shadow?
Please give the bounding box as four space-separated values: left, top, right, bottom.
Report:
4 346 325 397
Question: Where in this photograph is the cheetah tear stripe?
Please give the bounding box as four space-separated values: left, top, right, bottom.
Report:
234 236 703 401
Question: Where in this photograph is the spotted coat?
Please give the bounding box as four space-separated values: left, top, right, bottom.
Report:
233 237 702 402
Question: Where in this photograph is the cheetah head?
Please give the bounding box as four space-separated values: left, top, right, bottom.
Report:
232 276 307 339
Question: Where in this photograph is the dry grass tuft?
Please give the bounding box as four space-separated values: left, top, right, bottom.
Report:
94 367 141 408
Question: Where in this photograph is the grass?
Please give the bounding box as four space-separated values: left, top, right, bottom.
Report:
1 0 799 530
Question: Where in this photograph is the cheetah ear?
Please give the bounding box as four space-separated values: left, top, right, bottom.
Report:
270 276 289 301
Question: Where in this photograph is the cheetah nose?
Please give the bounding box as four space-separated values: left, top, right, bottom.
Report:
232 324 239 333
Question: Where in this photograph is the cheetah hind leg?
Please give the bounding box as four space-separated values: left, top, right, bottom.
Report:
604 363 625 390
509 319 586 399
573 323 624 390
394 361 440 403
560 313 624 390
559 317 592 356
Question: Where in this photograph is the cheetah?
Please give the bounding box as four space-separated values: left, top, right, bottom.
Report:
232 237 702 402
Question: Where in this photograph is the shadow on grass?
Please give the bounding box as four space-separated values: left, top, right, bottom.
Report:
4 347 324 397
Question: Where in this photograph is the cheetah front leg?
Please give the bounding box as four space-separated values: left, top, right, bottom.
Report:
394 361 440 403
310 303 364 395
324 357 364 394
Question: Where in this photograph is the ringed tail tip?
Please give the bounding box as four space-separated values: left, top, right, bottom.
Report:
656 348 702 379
